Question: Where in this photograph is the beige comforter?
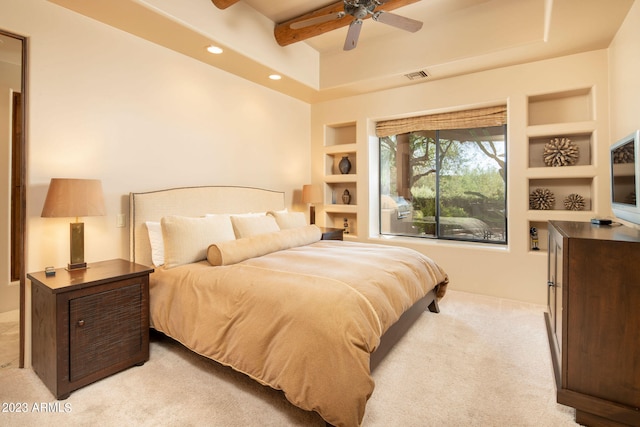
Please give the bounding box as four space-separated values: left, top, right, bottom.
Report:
150 240 448 426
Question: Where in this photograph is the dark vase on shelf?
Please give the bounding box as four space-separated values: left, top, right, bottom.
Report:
342 189 351 204
338 156 351 174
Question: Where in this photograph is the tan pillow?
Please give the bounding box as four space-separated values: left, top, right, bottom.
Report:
208 225 322 266
161 215 235 269
231 215 280 238
267 211 307 229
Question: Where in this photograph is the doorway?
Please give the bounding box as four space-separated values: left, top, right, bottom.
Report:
0 29 26 369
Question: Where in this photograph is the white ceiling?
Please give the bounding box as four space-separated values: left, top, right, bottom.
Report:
45 0 635 102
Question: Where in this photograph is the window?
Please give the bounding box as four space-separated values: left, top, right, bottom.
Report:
378 106 507 244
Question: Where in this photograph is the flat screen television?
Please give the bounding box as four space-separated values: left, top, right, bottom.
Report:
611 130 640 225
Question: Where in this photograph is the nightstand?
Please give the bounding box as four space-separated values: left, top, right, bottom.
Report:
28 259 153 399
319 227 344 241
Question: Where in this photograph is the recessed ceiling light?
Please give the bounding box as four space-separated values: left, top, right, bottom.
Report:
269 74 282 81
206 45 223 54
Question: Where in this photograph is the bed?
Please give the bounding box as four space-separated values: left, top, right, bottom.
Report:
129 185 448 427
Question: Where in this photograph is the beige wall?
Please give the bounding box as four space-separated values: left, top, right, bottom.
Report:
311 49 611 305
610 1 640 144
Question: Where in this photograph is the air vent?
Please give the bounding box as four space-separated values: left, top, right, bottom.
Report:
404 70 429 80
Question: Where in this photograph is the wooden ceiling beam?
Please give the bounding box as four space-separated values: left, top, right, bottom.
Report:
211 0 240 9
274 0 420 47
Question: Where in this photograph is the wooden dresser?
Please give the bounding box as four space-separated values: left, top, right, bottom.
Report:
545 221 640 426
29 259 153 399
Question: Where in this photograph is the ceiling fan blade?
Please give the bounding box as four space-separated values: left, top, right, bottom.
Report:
344 19 363 51
290 12 345 30
372 11 423 32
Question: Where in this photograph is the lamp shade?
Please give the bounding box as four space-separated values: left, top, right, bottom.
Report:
41 178 106 218
302 184 322 204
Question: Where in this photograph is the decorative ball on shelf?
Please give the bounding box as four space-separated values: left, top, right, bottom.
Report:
529 188 555 210
563 193 585 211
543 137 579 167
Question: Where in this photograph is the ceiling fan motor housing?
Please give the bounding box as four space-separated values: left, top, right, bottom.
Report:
345 0 377 19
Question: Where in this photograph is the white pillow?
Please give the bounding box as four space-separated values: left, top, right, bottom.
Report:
205 213 232 220
161 215 236 269
145 221 164 267
267 211 307 229
226 212 267 217
231 215 280 238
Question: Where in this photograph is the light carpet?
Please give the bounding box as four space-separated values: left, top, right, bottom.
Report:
0 290 577 426
0 309 20 370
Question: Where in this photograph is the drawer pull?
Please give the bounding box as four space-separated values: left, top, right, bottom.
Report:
77 320 85 327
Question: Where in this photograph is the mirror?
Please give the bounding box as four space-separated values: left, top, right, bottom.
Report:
0 29 26 369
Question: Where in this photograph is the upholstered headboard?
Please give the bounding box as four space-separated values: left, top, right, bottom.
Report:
129 186 285 266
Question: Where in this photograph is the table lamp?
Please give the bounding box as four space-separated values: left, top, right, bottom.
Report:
302 184 322 225
41 178 106 270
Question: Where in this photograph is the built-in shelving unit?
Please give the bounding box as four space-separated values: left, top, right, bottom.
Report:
323 122 358 238
526 88 597 252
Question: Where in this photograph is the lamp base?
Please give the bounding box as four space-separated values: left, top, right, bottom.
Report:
67 262 87 271
309 205 316 225
69 222 86 271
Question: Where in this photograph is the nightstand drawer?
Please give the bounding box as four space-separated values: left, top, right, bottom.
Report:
69 280 143 382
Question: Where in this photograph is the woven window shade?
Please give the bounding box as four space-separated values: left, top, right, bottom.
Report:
376 105 507 137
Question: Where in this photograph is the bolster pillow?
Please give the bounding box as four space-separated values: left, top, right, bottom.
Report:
207 225 322 266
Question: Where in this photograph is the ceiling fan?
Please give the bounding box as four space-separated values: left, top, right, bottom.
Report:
290 0 423 50
211 0 424 50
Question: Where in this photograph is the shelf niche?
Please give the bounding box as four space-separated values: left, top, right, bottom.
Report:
529 132 592 168
325 122 356 146
528 88 593 126
326 183 357 206
325 212 357 238
528 178 593 212
325 151 357 176
323 122 358 238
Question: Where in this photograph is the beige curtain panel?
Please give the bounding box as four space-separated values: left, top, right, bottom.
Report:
376 105 507 137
